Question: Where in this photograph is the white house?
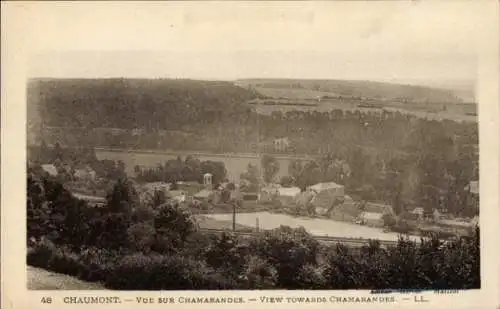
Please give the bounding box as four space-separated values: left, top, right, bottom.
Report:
306 182 345 208
74 167 97 181
41 164 58 177
273 137 291 152
410 207 425 220
169 190 189 203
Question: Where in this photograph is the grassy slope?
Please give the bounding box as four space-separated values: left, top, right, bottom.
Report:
27 266 104 290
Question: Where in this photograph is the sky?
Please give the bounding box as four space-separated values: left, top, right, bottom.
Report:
23 2 484 89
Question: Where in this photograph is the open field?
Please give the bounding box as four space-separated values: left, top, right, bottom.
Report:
252 99 477 123
238 78 473 103
253 87 336 99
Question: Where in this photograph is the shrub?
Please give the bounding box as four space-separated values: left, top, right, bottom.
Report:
77 248 121 282
88 213 130 249
47 247 82 277
153 202 197 249
105 253 239 290
27 238 57 268
202 233 248 279
249 226 320 288
127 222 156 253
241 255 277 289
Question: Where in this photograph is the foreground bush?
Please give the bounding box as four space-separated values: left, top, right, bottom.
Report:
105 253 239 290
27 239 120 283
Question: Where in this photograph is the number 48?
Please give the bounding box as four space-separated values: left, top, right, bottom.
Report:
41 297 52 304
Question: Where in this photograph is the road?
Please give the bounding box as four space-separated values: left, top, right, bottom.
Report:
27 266 104 290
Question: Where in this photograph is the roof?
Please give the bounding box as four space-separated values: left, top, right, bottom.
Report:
466 181 479 195
471 216 479 226
331 201 361 217
295 191 315 205
194 189 213 199
411 207 425 215
41 164 58 176
72 193 106 203
364 202 393 214
168 190 187 197
307 182 344 193
277 187 301 197
361 212 384 221
438 218 474 227
143 182 171 189
74 168 96 175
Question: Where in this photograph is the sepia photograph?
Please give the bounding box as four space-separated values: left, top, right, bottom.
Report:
24 7 482 292
2 2 498 306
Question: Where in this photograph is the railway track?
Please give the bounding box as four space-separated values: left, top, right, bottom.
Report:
198 228 399 248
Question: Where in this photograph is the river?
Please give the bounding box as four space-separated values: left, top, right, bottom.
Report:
95 148 316 182
202 211 420 242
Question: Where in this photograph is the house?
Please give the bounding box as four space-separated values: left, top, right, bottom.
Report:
307 182 345 208
433 209 442 221
168 190 190 203
131 128 145 136
72 192 106 208
273 137 291 152
294 191 315 208
74 167 97 181
41 164 58 177
471 215 479 227
327 196 361 222
277 187 301 198
193 189 214 201
465 181 479 195
142 182 171 193
464 180 479 210
359 202 395 228
359 212 385 228
364 202 394 215
410 207 425 220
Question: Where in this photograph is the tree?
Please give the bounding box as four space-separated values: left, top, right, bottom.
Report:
153 202 197 251
279 176 294 187
382 213 397 228
106 178 139 216
288 160 303 180
240 163 260 193
250 226 320 288
261 155 279 184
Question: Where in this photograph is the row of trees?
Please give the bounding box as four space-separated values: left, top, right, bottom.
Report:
29 142 127 181
134 156 227 185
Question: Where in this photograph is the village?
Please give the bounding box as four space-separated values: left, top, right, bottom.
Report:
35 151 479 241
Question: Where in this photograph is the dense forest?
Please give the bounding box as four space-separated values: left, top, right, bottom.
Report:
28 78 261 130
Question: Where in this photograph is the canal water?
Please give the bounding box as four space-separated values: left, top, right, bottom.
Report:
202 211 420 242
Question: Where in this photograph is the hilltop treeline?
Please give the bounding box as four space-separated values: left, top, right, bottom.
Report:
28 78 260 129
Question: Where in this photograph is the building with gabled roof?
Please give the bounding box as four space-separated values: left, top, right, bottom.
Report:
303 181 345 209
41 164 58 177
